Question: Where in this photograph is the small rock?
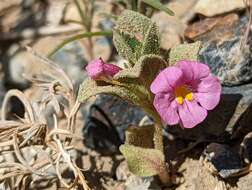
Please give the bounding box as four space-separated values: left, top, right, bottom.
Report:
152 0 197 50
194 0 246 17
151 0 202 50
152 12 184 49
185 13 239 40
46 0 68 25
203 143 243 178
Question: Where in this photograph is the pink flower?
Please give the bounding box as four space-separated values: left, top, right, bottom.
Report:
86 58 122 80
150 60 221 128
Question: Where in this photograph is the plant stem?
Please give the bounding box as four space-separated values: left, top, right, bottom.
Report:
153 118 171 185
153 121 164 152
48 31 113 57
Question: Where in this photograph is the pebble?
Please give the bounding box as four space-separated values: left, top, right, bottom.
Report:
203 143 243 178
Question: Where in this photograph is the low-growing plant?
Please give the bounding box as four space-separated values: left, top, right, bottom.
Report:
0 2 221 189
78 10 221 186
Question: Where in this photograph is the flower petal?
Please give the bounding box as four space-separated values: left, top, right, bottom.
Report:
150 67 183 94
195 92 221 110
103 63 122 76
153 93 179 125
178 60 210 82
197 75 221 93
196 75 221 110
86 58 104 79
178 100 207 128
86 58 122 80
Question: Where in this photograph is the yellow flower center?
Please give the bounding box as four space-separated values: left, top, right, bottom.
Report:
174 85 194 105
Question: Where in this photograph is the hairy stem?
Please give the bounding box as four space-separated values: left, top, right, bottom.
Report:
153 118 171 185
153 122 164 152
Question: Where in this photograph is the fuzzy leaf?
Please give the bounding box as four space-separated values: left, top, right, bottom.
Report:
169 41 202 65
114 54 166 88
120 144 165 177
113 10 160 64
125 125 154 148
116 10 151 36
77 79 142 105
141 22 160 56
113 30 137 66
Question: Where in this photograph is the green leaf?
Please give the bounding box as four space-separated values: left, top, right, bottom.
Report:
77 79 142 106
141 22 160 56
120 144 165 177
113 10 160 63
116 10 152 36
113 30 137 67
125 125 154 148
77 78 158 120
48 31 113 57
142 0 174 16
169 41 202 65
114 54 166 88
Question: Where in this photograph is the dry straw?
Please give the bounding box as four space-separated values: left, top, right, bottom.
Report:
0 47 90 189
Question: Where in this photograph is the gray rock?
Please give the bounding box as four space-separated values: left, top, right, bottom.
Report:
203 143 243 178
82 95 147 153
51 42 88 89
199 16 252 86
92 94 147 130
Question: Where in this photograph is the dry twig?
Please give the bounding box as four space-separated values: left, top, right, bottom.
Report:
0 48 90 189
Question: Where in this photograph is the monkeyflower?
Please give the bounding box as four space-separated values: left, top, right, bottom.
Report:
86 58 122 80
150 60 221 128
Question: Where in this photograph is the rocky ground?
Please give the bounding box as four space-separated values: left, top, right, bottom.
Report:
0 0 252 189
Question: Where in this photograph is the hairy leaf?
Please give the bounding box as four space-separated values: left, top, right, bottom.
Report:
77 79 142 105
169 41 202 65
113 10 160 63
77 78 157 120
120 144 165 177
125 125 154 148
113 30 137 66
114 54 166 88
141 22 160 56
116 10 151 36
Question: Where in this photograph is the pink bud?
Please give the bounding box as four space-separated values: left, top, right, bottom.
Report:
86 58 122 80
